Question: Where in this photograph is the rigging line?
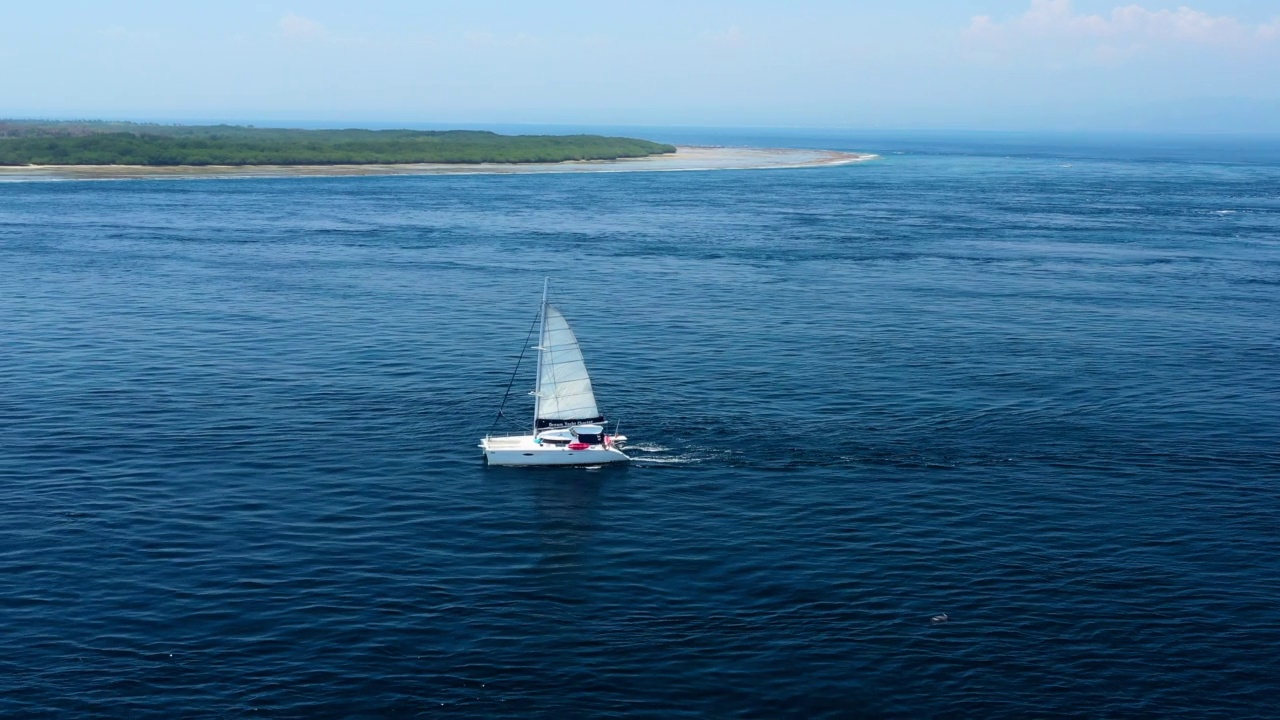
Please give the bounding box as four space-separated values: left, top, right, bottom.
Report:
489 305 543 434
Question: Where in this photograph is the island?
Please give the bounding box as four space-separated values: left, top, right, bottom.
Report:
0 121 677 166
0 120 877 180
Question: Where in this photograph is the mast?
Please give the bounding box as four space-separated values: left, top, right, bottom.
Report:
532 277 549 433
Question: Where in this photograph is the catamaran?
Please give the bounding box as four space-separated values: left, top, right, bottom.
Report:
479 280 629 466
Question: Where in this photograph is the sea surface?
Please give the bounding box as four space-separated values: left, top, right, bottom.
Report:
2 130 1279 718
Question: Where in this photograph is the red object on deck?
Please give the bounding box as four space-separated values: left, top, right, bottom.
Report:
567 442 590 450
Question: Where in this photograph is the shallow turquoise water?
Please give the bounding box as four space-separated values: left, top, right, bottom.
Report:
1 131 1278 718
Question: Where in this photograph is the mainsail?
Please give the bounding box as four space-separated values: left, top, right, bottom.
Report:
535 304 604 429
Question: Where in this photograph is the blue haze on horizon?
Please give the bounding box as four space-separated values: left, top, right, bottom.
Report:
2 0 1279 132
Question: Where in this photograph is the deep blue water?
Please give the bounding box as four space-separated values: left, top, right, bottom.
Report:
2 132 1279 718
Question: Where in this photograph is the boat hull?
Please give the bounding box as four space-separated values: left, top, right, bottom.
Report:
480 435 630 467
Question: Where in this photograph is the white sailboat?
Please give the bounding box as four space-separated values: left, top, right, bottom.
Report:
479 280 630 466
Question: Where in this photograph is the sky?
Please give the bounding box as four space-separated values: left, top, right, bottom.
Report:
3 0 1279 131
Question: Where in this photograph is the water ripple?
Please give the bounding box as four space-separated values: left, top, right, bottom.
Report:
1 136 1279 718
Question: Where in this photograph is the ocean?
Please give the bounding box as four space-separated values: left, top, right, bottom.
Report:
2 130 1278 718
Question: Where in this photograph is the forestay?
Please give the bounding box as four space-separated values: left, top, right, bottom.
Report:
535 305 603 428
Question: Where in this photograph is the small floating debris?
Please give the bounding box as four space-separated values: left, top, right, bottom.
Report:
930 613 949 623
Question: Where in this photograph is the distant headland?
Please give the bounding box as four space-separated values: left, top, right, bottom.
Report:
0 121 876 180
0 121 677 166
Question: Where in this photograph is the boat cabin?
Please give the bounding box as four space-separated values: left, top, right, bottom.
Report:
572 424 605 445
536 424 606 447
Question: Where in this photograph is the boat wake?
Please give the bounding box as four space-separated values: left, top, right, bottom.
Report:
625 444 746 467
624 443 670 453
631 455 697 465
624 441 701 465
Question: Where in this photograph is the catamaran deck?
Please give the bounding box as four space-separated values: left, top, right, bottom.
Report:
480 434 629 466
482 435 540 450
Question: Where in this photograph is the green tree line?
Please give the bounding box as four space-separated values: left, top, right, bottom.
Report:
0 122 677 166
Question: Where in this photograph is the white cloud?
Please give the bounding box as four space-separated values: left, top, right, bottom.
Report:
97 25 166 42
701 25 746 48
967 0 1275 47
279 12 327 40
462 30 537 49
276 13 375 47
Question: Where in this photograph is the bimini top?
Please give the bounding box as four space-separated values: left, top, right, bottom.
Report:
571 424 605 435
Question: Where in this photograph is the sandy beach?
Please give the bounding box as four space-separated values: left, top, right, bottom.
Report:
0 146 875 181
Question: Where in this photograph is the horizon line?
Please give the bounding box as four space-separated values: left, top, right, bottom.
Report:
5 117 1280 138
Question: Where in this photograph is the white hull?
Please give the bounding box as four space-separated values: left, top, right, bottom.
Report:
480 434 630 467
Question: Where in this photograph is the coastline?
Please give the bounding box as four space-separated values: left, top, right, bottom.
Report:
0 146 875 181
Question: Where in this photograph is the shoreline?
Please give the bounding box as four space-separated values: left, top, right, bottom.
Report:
0 146 876 181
